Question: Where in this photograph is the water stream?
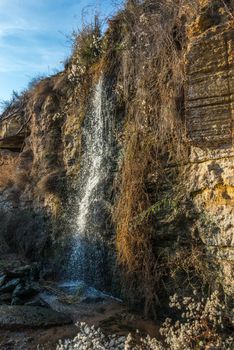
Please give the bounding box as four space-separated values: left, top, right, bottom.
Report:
66 76 115 289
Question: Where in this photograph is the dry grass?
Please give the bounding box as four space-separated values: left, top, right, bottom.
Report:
71 17 102 68
113 0 201 315
167 245 215 293
0 154 19 189
113 0 234 315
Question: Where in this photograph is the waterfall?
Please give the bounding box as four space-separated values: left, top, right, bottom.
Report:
75 78 107 233
67 76 115 288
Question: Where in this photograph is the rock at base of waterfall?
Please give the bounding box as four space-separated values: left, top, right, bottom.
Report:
0 305 72 329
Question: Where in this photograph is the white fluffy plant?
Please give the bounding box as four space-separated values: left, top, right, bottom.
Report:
52 291 233 350
160 291 233 350
56 323 127 350
55 323 163 350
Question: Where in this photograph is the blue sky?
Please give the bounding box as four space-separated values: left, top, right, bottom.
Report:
0 0 118 103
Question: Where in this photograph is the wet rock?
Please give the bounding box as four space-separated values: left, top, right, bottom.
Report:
7 265 31 277
39 267 54 281
30 263 41 281
0 305 72 329
0 293 12 302
25 297 47 307
12 283 27 298
74 281 87 296
0 265 44 307
0 275 6 287
3 263 40 280
82 296 105 304
11 297 24 305
0 278 20 293
12 282 40 298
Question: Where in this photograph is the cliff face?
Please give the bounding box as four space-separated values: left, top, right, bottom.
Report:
185 17 234 296
0 0 233 309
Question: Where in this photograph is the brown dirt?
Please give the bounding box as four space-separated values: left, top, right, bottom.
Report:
0 255 159 349
0 300 159 350
0 325 77 350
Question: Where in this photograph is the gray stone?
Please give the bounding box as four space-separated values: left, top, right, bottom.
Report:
12 282 40 298
25 297 47 307
11 297 24 306
0 305 72 329
9 265 31 277
0 278 21 293
0 275 6 287
3 264 39 279
0 293 12 302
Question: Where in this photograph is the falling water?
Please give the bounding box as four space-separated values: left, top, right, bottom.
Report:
67 76 115 288
75 78 107 233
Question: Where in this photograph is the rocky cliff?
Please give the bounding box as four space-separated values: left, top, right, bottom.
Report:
0 0 233 313
185 14 234 296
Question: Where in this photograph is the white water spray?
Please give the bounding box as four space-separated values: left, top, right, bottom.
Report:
76 78 105 232
67 77 114 285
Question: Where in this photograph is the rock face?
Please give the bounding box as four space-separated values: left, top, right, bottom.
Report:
0 94 29 151
186 26 234 147
0 0 233 307
0 265 44 306
185 19 234 295
0 305 72 329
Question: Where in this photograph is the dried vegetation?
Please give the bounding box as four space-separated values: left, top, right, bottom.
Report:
111 0 200 314
107 0 233 314
0 155 19 189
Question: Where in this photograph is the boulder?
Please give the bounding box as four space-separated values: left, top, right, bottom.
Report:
0 275 6 287
3 263 40 279
0 278 20 293
0 264 45 307
25 297 47 307
3 265 31 278
0 305 72 329
11 297 24 305
12 282 40 298
0 293 12 303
